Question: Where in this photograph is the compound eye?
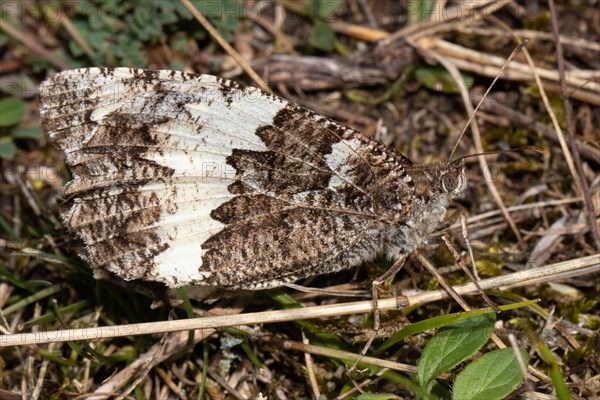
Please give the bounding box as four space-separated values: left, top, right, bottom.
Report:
441 172 458 193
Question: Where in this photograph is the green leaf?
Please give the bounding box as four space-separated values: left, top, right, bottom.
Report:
130 4 164 42
13 250 75 265
535 337 571 400
0 137 16 159
453 348 528 400
310 21 336 52
407 0 437 23
0 98 26 127
375 301 538 357
113 36 147 68
0 214 21 242
310 0 345 18
11 126 42 139
414 65 474 94
417 313 496 388
356 394 401 400
72 20 108 53
1 284 63 317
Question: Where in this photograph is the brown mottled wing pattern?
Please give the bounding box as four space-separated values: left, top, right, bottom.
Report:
40 68 415 290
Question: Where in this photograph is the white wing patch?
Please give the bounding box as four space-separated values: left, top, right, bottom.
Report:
41 68 287 285
324 139 364 189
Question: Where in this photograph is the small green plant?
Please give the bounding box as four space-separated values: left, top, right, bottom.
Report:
452 348 529 400
305 0 345 52
416 313 527 399
42 0 244 68
0 97 41 159
414 65 474 94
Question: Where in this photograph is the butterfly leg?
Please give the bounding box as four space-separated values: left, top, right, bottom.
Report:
371 254 407 331
441 236 500 312
349 254 407 373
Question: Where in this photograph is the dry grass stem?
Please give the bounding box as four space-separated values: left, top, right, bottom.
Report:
0 19 71 70
2 255 597 348
271 338 418 374
180 0 272 94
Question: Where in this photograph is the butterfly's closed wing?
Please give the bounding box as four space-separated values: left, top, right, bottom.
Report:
41 68 414 290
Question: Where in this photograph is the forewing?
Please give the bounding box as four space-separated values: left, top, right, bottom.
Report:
41 67 391 289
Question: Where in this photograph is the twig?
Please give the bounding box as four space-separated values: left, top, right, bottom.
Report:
302 332 321 399
245 3 295 53
440 236 500 312
330 20 388 42
31 313 51 400
429 39 600 93
0 19 71 70
53 9 95 59
415 251 471 311
382 0 509 45
455 26 600 52
461 213 479 280
447 197 584 230
547 0 600 251
156 367 187 400
113 336 165 400
508 334 534 394
264 337 418 374
179 0 272 94
356 0 379 29
2 255 598 347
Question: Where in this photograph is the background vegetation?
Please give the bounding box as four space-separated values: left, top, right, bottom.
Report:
0 0 598 398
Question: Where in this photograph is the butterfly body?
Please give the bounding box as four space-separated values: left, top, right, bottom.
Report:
41 68 466 295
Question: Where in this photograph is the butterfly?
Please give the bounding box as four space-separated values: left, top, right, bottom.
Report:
40 67 466 298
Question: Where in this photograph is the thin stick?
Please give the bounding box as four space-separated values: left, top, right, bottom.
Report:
302 332 321 399
382 0 509 45
356 0 379 29
448 197 583 230
372 255 407 331
2 255 598 348
417 250 508 350
430 39 599 93
415 251 472 311
268 337 418 374
114 340 163 400
284 282 368 298
508 333 534 394
461 213 479 280
179 0 273 95
440 236 500 313
351 255 407 371
54 10 95 59
0 20 71 70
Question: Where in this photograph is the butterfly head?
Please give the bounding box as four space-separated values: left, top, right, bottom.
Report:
383 159 467 255
441 159 468 196
406 160 467 202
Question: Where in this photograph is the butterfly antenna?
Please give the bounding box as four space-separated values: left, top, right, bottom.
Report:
450 146 547 166
448 40 529 161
